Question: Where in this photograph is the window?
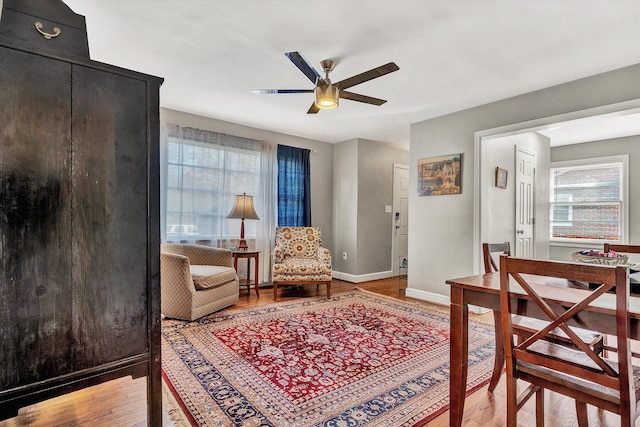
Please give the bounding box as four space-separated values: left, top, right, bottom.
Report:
549 155 628 244
277 144 311 226
163 124 262 244
552 193 573 226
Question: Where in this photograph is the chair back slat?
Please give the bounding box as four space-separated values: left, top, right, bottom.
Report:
604 243 640 254
510 271 610 363
604 243 640 267
482 242 510 273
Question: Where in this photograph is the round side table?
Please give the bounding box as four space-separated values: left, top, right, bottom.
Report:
231 250 260 297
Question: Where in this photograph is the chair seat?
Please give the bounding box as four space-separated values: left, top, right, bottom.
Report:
190 265 238 290
272 257 332 282
520 340 640 407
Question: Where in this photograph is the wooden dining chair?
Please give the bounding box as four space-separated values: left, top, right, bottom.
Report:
482 242 511 393
483 242 511 274
483 243 605 394
499 257 639 427
602 244 640 353
604 243 640 256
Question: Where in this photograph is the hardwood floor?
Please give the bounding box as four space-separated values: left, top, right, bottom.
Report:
0 278 633 426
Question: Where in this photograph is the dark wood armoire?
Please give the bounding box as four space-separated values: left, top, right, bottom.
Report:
0 0 163 424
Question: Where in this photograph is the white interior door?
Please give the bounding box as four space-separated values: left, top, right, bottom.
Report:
393 164 409 275
515 146 536 258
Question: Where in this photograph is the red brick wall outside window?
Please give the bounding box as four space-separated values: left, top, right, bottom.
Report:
550 162 623 241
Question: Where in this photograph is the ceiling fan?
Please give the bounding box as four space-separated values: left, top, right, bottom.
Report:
252 51 399 114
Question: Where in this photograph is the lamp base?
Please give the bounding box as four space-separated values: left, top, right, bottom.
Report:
237 218 249 250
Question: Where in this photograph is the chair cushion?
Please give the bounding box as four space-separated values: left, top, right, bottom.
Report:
190 265 237 290
272 258 332 282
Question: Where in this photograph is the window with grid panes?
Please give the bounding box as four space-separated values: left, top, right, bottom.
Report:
550 155 628 244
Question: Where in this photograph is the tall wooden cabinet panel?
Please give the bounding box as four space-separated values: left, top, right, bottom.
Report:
0 46 74 389
71 65 150 368
0 1 163 424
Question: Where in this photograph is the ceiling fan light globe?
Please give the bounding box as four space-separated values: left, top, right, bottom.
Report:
315 85 339 109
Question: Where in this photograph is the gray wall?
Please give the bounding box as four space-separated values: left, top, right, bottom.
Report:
333 138 409 279
332 139 359 274
160 108 335 251
549 134 640 261
357 140 410 274
408 63 640 300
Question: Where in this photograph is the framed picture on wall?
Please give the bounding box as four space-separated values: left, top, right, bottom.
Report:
417 153 462 196
495 167 508 189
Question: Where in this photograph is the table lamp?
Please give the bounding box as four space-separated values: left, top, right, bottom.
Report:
227 193 260 250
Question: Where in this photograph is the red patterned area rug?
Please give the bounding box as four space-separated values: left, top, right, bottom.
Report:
161 289 495 426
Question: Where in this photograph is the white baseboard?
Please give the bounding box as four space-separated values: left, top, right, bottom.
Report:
404 288 490 314
404 288 450 306
332 274 491 316
332 270 394 283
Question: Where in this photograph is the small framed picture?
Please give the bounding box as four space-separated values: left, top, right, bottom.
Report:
495 167 508 189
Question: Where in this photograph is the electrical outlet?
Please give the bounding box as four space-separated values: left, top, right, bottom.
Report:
342 252 347 260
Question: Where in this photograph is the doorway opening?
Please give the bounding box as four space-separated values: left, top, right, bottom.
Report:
392 163 409 277
473 101 640 273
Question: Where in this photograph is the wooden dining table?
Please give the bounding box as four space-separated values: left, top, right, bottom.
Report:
446 270 640 427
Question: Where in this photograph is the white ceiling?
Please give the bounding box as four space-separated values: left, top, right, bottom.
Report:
539 111 640 147
60 0 640 150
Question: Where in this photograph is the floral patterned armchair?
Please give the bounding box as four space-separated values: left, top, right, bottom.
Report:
271 226 332 300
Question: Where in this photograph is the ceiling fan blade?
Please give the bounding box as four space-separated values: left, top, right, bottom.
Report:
307 103 320 114
340 90 387 106
335 62 399 90
285 52 322 84
251 89 314 94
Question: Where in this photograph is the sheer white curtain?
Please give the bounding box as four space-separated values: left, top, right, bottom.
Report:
257 142 278 282
160 123 277 284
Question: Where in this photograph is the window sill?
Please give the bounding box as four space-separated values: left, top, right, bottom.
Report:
550 240 623 249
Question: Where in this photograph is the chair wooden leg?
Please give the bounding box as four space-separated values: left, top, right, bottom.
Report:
326 281 331 299
273 282 278 301
488 310 504 393
575 401 588 427
535 388 545 427
505 375 518 427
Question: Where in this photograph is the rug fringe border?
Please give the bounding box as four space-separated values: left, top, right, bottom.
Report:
409 375 492 426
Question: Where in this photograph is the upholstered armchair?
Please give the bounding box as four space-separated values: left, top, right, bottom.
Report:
161 243 239 321
271 226 332 300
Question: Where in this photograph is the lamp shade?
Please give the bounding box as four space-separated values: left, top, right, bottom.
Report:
315 84 339 109
227 193 260 220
